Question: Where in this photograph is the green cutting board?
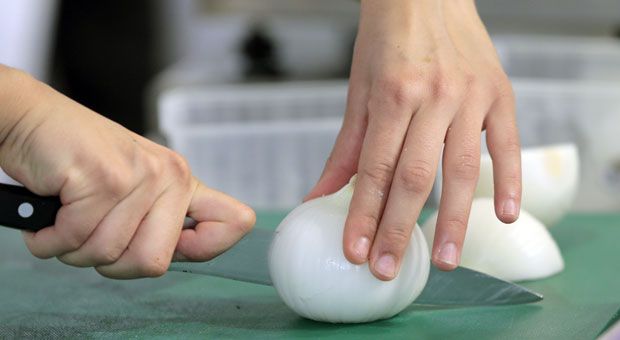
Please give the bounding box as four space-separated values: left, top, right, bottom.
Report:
0 212 618 339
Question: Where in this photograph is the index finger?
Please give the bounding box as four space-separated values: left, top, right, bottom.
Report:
343 87 415 265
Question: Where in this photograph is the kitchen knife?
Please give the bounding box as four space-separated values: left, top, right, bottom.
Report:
168 228 543 306
0 182 543 306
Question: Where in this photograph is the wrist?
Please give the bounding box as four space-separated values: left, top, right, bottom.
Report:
358 0 447 42
0 65 45 153
442 0 481 28
360 0 443 17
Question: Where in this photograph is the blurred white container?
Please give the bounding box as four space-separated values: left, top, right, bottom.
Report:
158 81 347 127
158 81 347 209
513 79 620 212
162 119 340 209
494 35 620 81
0 0 58 81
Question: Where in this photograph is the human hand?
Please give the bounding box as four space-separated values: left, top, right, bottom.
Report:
306 0 521 280
0 66 256 279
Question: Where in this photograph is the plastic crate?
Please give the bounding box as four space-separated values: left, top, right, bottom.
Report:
511 79 620 212
157 81 347 209
158 81 347 128
162 119 341 209
494 35 620 81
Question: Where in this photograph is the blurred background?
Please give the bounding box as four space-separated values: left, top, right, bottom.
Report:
1 0 619 212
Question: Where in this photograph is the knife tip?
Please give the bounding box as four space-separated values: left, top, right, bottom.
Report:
522 289 544 304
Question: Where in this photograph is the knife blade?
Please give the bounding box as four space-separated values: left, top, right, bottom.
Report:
168 228 542 306
0 183 542 306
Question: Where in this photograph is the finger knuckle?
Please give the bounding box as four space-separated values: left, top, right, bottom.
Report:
348 214 380 234
371 75 415 110
444 217 468 232
399 160 435 194
92 246 125 265
429 73 463 104
58 226 90 251
361 160 394 188
136 253 170 277
502 135 521 153
324 153 357 177
449 153 480 181
499 87 516 104
381 224 411 248
489 71 513 96
167 151 192 183
234 205 256 234
141 153 164 182
489 132 520 155
101 168 133 201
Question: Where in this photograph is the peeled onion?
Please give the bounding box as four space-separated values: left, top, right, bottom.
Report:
476 143 579 227
269 177 430 323
421 198 564 282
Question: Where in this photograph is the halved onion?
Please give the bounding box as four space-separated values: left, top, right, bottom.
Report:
476 143 579 227
421 198 564 282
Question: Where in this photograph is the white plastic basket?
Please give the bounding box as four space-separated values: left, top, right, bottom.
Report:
494 35 620 81
512 79 620 212
158 81 347 128
163 119 341 209
157 81 347 209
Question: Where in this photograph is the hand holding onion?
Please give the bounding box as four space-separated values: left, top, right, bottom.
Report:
306 0 521 280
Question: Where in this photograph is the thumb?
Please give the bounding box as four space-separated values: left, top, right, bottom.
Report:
173 178 256 262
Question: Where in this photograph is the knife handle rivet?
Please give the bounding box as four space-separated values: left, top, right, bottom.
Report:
18 202 34 219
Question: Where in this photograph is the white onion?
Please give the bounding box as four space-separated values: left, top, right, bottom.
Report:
269 177 430 323
421 198 564 282
476 143 579 227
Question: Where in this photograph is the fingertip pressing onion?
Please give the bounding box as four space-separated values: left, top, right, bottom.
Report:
269 176 430 323
421 198 564 282
476 143 579 227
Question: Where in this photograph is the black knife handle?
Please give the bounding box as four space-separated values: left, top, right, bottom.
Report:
0 183 61 232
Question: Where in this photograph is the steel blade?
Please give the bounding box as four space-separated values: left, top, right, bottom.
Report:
168 228 542 306
415 266 543 305
169 227 273 285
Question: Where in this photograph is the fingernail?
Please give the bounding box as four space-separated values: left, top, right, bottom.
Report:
437 242 458 267
353 237 371 259
502 199 518 218
375 254 397 279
